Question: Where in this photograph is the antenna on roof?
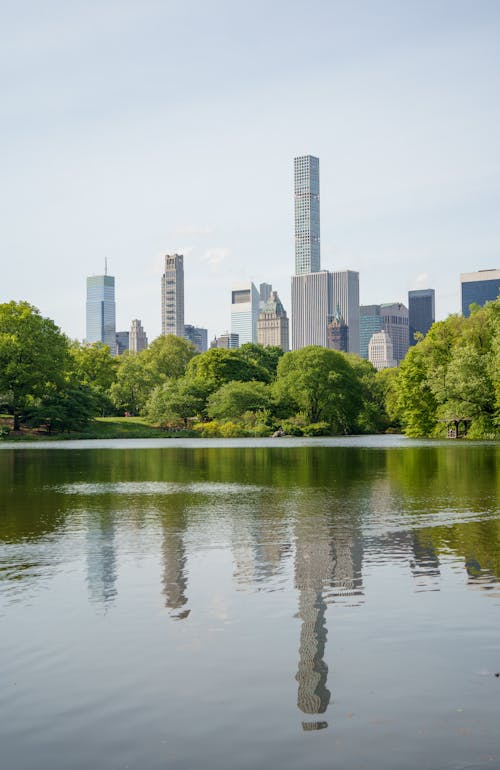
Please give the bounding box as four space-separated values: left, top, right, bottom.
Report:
105 257 108 276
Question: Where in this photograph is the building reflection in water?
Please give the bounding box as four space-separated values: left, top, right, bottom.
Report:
293 496 364 730
86 511 117 610
160 502 190 620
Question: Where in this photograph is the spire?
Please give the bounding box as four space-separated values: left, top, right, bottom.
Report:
104 257 108 276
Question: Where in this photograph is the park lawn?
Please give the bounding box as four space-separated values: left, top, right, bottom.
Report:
0 415 194 440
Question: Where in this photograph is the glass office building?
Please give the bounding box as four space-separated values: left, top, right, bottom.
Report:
86 274 116 353
231 283 260 345
161 254 185 336
408 289 435 345
359 305 382 360
461 269 500 317
294 155 320 275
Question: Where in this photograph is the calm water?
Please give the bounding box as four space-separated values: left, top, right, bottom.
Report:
1 436 499 770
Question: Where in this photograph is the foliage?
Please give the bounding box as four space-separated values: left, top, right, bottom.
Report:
275 346 362 433
391 299 500 438
69 341 117 415
0 301 70 430
147 378 208 427
110 350 158 415
24 382 99 433
238 343 284 381
207 381 272 420
145 335 197 380
186 348 269 392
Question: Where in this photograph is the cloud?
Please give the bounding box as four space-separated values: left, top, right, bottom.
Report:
198 247 230 269
172 225 215 237
414 272 431 288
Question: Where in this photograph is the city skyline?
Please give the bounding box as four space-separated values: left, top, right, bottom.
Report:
2 2 500 342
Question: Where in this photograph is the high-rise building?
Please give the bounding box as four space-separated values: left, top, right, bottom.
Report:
460 269 500 317
86 273 116 353
257 290 289 351
259 283 272 305
408 289 435 345
360 305 382 360
129 319 148 353
161 254 184 336
294 155 320 275
380 303 409 363
291 270 359 352
327 307 348 352
331 270 360 355
231 283 260 345
184 324 208 353
210 332 239 349
368 330 397 371
115 331 129 355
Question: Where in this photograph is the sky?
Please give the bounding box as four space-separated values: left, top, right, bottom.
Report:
2 0 500 343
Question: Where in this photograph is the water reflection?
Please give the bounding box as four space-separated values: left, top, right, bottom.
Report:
86 512 117 609
160 504 190 620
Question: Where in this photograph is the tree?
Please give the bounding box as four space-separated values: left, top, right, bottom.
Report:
207 381 272 420
186 348 269 393
69 341 117 415
0 301 70 430
238 343 284 381
275 346 362 432
110 351 157 415
147 378 208 427
145 335 197 380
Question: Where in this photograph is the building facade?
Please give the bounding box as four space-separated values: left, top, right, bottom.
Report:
129 319 148 353
231 283 260 345
291 270 359 353
184 324 208 353
161 253 184 336
294 155 320 275
86 274 116 353
380 302 409 363
360 305 382 360
327 308 348 352
257 290 289 351
115 331 129 355
460 269 500 317
211 332 239 349
368 330 397 371
408 289 435 345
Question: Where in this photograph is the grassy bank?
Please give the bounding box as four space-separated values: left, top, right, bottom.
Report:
0 415 196 441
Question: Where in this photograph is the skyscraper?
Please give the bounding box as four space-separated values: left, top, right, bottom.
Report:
291 270 359 352
129 319 148 353
115 331 129 355
231 283 260 345
368 330 397 371
327 307 348 353
408 289 435 345
294 155 320 275
257 290 289 350
380 302 409 363
86 272 116 353
360 305 382 360
460 269 500 317
161 254 184 336
184 324 208 353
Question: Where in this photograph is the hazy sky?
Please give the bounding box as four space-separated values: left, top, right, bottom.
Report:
2 0 500 342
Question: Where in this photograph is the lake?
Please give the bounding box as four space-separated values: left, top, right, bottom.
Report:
1 435 499 769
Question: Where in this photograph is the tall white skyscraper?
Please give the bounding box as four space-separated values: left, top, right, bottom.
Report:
161 254 184 336
294 155 320 275
86 272 116 353
231 283 260 345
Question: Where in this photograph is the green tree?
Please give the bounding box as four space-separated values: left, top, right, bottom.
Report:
207 380 272 420
69 341 117 415
0 301 70 430
395 344 437 437
110 351 157 415
275 346 362 432
238 343 284 381
145 335 197 380
186 348 269 393
147 378 208 427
